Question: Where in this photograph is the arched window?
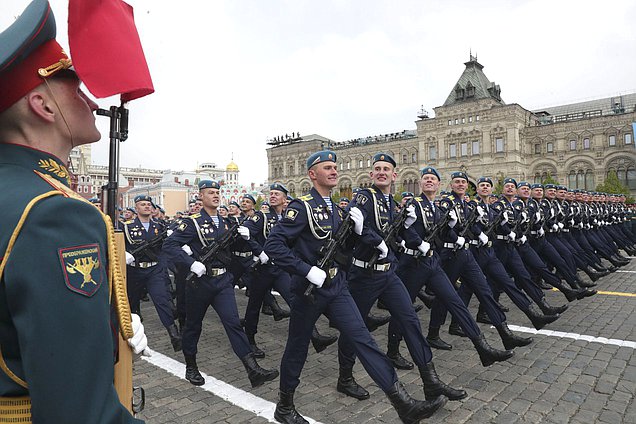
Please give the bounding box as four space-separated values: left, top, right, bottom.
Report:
585 170 594 190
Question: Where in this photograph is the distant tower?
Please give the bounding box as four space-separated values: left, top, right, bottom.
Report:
226 153 239 184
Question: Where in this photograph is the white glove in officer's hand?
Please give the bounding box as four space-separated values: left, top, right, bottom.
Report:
519 235 527 244
448 210 458 228
404 205 417 229
306 266 326 288
167 229 174 237
535 212 541 222
538 227 545 236
501 212 509 224
455 236 466 248
558 222 564 230
125 252 135 266
349 207 364 235
376 240 389 260
258 251 269 264
399 240 407 249
509 231 516 242
190 261 206 277
569 219 575 226
417 241 431 255
127 313 150 356
476 206 486 218
478 232 489 246
238 225 250 240
552 224 559 231
181 245 193 256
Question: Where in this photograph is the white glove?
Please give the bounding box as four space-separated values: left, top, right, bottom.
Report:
376 240 389 260
593 219 599 225
404 205 417 229
399 240 406 249
125 252 135 265
181 245 193 256
478 232 489 246
501 212 509 224
167 229 174 237
455 236 466 248
238 225 250 240
538 227 545 236
519 235 527 244
127 313 150 356
417 241 431 255
558 222 564 230
535 212 541 222
569 219 575 226
585 223 591 230
509 231 516 242
552 224 559 231
306 266 326 288
448 210 458 228
476 206 486 218
349 207 364 235
190 261 206 277
258 251 269 264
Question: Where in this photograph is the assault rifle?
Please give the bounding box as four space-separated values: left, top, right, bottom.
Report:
367 198 414 268
129 228 169 261
483 207 509 239
423 207 452 245
186 217 245 282
303 212 353 301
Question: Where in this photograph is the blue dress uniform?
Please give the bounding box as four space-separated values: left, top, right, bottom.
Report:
0 2 140 422
265 151 447 424
163 180 278 388
123 208 180 349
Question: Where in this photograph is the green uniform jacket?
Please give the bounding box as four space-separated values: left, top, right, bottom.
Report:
0 142 142 423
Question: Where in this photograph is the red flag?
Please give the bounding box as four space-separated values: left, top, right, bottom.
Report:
68 0 154 101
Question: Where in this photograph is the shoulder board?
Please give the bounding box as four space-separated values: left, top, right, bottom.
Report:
367 188 376 194
189 213 201 219
447 195 456 201
299 194 313 201
414 196 423 202
124 219 134 225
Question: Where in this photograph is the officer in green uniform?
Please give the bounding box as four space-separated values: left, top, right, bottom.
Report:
0 1 145 422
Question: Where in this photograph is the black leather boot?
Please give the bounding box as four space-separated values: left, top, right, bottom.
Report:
241 352 279 388
475 305 492 324
387 339 414 370
550 278 585 302
274 389 308 424
167 324 182 352
419 362 467 401
385 381 447 423
336 367 369 400
568 279 598 298
377 298 389 310
426 326 452 350
523 303 559 330
268 297 291 321
367 313 391 332
184 355 205 386
448 320 467 338
495 322 533 350
261 303 273 316
472 334 514 367
247 333 265 359
536 296 569 314
417 289 435 309
582 265 604 282
311 327 338 353
608 254 627 267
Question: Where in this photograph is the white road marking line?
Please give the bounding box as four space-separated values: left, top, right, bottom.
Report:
507 325 636 349
141 348 322 424
616 270 635 273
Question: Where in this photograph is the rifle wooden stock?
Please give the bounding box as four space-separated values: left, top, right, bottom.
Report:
113 232 134 413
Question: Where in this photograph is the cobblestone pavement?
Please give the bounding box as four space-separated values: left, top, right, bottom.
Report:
134 258 635 423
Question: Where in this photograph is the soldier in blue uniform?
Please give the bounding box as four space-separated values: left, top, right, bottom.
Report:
123 195 181 351
388 167 514 368
0 1 145 421
163 180 279 388
340 153 466 403
265 151 447 424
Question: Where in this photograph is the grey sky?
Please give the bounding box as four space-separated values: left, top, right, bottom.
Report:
3 0 635 184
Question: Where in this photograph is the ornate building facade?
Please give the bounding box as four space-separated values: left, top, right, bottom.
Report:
266 56 636 198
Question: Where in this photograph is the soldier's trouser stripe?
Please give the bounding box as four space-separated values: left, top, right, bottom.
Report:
141 348 323 423
507 325 636 349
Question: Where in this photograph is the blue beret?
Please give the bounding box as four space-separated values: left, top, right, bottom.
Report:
517 181 530 189
352 188 360 193
477 176 493 186
88 197 100 204
544 184 557 190
199 180 220 190
421 166 440 180
158 206 165 213
489 194 499 198
306 150 337 169
401 192 414 198
572 189 581 193
556 185 568 191
339 197 350 203
219 205 228 211
243 194 256 204
503 177 517 187
440 191 450 196
372 153 396 167
229 201 240 208
450 171 468 181
270 182 289 195
126 207 136 213
261 201 269 206
134 195 152 203
286 195 294 201
530 183 543 189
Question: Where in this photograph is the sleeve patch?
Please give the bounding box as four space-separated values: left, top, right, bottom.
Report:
285 209 299 221
178 222 188 231
58 244 103 297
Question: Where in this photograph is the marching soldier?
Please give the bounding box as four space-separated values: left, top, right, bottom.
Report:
163 180 279 388
123 195 182 351
265 151 447 424
0 1 145 421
